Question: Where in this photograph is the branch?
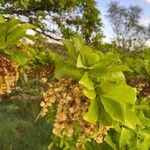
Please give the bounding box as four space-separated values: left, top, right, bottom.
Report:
28 17 61 41
35 27 61 41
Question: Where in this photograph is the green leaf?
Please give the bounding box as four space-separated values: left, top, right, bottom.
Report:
72 36 84 52
6 25 26 46
139 132 150 150
0 23 6 32
101 97 125 123
7 18 21 29
101 82 137 105
108 64 132 72
48 50 62 62
137 111 150 127
0 15 5 23
11 51 29 66
76 55 90 69
79 72 94 90
124 107 141 129
144 59 150 74
4 49 14 55
129 148 142 150
127 133 139 149
88 63 107 78
55 60 82 80
35 52 47 64
98 100 113 125
83 88 96 100
0 34 6 49
24 34 35 41
106 72 126 82
119 128 130 149
79 45 100 66
62 39 77 61
6 24 34 46
21 0 29 8
83 99 98 123
49 50 82 79
105 135 117 150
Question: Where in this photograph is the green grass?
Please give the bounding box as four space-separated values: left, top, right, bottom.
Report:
0 99 52 150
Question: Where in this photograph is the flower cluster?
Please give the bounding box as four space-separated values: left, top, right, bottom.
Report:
40 77 109 148
27 64 54 80
0 56 19 95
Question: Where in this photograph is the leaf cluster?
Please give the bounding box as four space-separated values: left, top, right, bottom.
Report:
46 36 150 149
0 15 34 66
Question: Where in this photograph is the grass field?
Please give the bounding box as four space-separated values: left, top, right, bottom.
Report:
0 98 52 150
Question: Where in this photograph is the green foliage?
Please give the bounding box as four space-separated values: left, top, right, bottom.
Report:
123 49 150 78
50 36 136 125
46 36 150 149
83 99 98 123
0 15 34 66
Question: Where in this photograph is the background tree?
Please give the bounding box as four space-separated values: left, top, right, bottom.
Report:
107 1 150 51
0 0 103 45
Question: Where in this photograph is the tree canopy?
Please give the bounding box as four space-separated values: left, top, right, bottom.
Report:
0 0 103 44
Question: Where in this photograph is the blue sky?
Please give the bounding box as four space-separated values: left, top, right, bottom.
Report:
96 0 150 43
